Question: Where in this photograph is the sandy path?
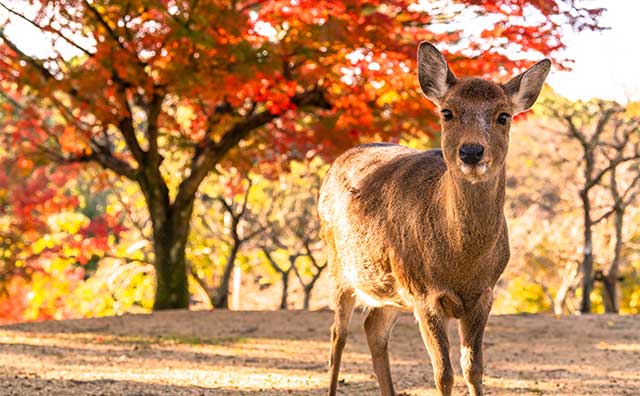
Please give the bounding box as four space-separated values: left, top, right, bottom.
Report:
0 310 638 395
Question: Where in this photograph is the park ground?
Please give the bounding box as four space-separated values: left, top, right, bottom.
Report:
0 310 638 395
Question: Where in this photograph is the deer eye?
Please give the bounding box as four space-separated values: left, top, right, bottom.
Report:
441 109 453 121
497 112 511 125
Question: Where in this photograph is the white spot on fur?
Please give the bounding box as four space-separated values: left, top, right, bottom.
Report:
461 164 472 175
477 163 488 175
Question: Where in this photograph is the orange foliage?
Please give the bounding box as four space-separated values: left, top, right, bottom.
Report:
0 0 605 318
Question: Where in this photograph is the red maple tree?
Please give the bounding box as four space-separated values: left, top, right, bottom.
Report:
0 0 604 309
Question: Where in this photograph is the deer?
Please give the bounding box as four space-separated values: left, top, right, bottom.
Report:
318 42 550 396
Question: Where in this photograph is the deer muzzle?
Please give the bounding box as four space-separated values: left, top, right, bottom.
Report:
459 143 484 165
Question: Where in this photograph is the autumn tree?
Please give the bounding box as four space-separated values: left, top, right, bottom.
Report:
544 99 640 313
256 160 326 310
0 0 604 309
594 123 640 313
282 164 326 310
260 247 294 310
292 243 327 310
1 90 138 322
189 174 264 309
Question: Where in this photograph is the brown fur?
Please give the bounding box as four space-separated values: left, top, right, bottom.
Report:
319 42 550 396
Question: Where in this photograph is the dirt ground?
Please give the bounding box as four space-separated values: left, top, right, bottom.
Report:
0 310 638 396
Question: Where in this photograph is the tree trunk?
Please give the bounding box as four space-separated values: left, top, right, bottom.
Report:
603 208 623 314
280 271 289 310
602 275 618 313
213 245 239 309
152 208 192 310
303 286 312 310
141 174 194 310
579 191 594 314
232 265 242 310
301 272 324 310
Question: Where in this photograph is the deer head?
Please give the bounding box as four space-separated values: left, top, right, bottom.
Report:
418 42 551 184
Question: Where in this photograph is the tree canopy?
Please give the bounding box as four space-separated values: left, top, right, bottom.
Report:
0 0 605 310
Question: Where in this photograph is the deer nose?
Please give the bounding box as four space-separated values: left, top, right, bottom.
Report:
459 144 484 165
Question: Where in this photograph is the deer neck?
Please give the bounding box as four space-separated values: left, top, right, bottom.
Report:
438 166 506 254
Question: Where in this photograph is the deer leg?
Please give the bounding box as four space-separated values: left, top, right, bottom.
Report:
415 299 453 396
328 287 356 396
364 306 400 396
458 288 493 396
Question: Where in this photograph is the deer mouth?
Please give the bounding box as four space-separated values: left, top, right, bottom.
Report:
459 161 490 182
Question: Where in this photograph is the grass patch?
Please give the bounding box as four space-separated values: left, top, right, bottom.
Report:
158 334 250 346
71 333 251 347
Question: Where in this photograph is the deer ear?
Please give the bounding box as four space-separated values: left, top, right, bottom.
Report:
503 59 551 114
417 42 457 106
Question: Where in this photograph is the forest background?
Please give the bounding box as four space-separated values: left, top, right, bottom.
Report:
1 0 639 324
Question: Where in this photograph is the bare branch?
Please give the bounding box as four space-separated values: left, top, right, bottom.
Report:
587 154 640 191
189 266 214 302
563 115 588 147
592 207 616 225
217 196 234 216
240 223 265 243
238 177 253 219
590 107 618 145
291 260 305 285
261 247 289 274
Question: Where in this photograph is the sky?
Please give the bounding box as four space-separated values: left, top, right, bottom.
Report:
546 0 640 103
1 1 639 103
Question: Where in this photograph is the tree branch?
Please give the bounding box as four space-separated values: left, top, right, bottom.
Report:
241 224 265 243
563 115 588 147
189 266 214 302
146 89 165 166
261 247 287 274
0 2 93 57
0 29 54 80
73 146 138 179
82 0 136 59
111 85 147 166
1 25 147 179
590 106 618 145
217 196 235 216
303 240 325 271
587 154 640 191
237 177 253 219
172 86 331 210
592 206 616 225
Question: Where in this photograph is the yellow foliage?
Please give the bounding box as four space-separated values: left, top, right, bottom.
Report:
47 212 90 234
376 91 400 106
31 235 56 255
493 276 551 314
175 104 196 130
627 289 640 314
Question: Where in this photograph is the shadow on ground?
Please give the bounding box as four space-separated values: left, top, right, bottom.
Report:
1 310 639 395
